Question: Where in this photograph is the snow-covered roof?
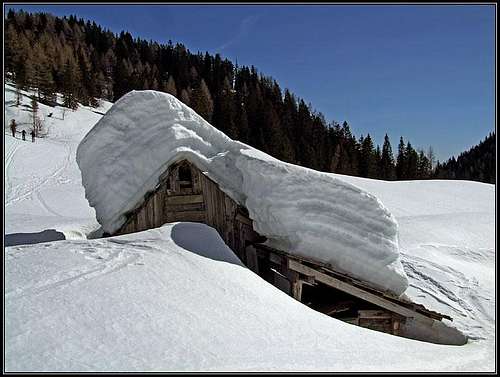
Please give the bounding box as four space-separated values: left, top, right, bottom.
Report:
76 90 408 296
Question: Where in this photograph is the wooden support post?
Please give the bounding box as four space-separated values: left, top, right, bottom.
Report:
245 245 259 274
288 270 303 302
291 280 303 302
392 318 400 336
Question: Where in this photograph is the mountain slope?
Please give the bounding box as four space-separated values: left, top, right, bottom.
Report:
4 84 495 371
5 83 112 242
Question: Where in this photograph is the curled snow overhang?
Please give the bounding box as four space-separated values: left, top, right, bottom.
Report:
76 90 409 296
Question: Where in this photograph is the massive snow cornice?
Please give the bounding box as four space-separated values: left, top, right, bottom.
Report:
76 90 409 296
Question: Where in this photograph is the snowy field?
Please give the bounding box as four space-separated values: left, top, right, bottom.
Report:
4 84 496 371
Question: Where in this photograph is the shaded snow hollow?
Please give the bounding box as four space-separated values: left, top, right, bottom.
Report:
76 90 408 296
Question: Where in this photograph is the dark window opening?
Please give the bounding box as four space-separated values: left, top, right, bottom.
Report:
178 165 193 188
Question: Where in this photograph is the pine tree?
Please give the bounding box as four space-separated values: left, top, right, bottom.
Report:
180 88 191 105
417 149 430 179
31 96 41 137
380 134 396 180
406 142 419 179
37 55 56 105
359 134 376 178
374 145 382 179
427 146 436 173
396 137 407 179
62 57 80 110
15 81 22 106
165 75 177 97
5 23 18 77
191 79 213 122
235 99 249 143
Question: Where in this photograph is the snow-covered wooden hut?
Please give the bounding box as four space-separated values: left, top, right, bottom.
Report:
115 158 265 259
76 90 467 346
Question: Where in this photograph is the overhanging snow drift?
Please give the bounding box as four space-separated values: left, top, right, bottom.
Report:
76 90 409 296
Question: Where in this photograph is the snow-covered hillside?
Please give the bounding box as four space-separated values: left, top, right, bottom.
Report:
4 84 495 372
4 84 112 242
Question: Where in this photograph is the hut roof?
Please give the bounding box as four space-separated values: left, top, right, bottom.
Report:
76 90 408 296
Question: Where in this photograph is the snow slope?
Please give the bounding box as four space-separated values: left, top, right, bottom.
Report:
4 222 493 372
4 84 495 372
76 90 408 296
334 176 495 344
4 83 112 243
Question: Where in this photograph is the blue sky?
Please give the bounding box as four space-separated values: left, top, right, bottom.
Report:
6 4 495 161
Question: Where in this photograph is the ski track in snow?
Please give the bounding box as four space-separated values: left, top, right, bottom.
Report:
6 242 141 301
5 140 20 201
5 139 72 207
401 244 492 341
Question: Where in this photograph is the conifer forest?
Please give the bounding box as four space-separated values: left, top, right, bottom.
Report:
5 10 495 183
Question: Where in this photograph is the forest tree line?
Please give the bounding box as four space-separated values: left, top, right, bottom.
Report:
434 132 495 184
5 9 494 183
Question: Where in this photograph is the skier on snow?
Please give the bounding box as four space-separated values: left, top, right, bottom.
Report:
10 119 16 137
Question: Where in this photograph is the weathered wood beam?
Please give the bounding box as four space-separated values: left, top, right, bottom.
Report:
317 300 356 315
166 210 206 223
166 194 204 205
291 280 303 301
358 310 393 319
235 213 253 226
245 245 259 274
288 260 435 325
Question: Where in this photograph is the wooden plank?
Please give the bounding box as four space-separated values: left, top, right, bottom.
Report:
272 269 291 294
166 194 204 205
269 252 282 265
358 310 393 319
288 260 434 324
393 319 401 336
166 210 206 223
245 245 259 273
147 196 154 229
342 317 359 325
166 203 205 212
153 190 162 227
317 300 355 315
291 280 303 301
235 212 253 227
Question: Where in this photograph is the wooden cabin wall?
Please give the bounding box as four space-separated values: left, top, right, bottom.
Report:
114 160 261 262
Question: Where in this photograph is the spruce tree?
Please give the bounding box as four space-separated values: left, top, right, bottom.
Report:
406 142 419 179
427 146 436 173
374 145 382 179
165 75 177 97
31 96 40 136
359 134 376 178
380 134 396 180
38 57 56 105
62 57 80 110
180 88 191 105
417 149 430 179
396 137 407 179
191 78 214 122
235 99 249 143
